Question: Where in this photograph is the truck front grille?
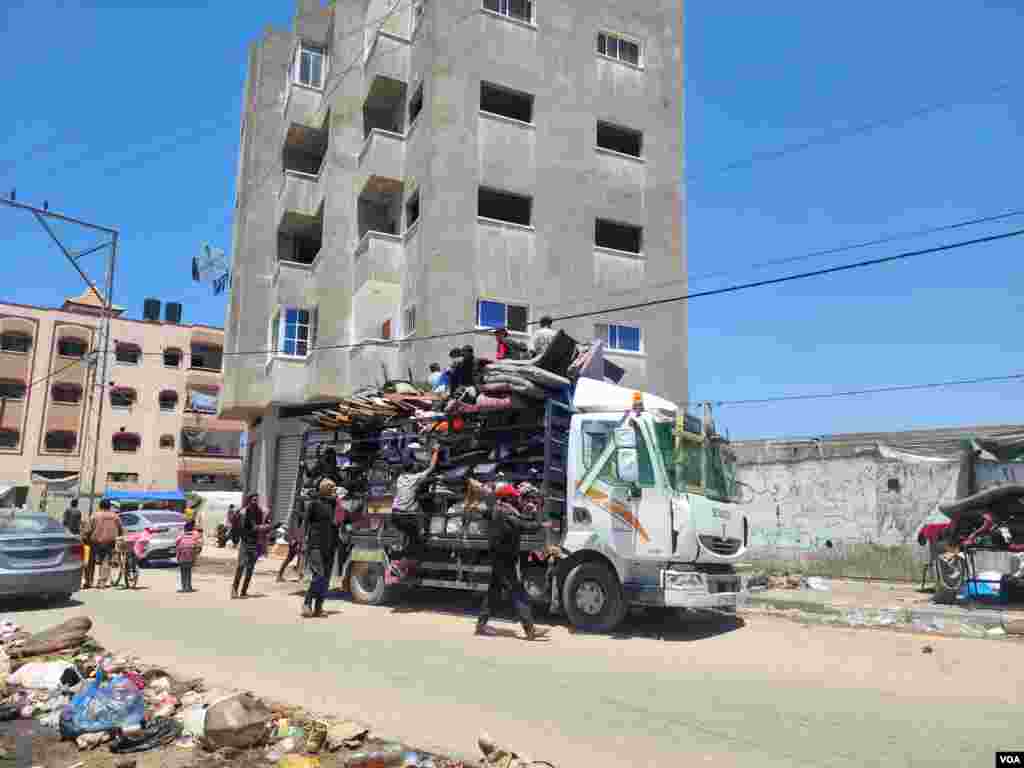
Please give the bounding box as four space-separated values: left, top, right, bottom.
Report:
699 535 741 556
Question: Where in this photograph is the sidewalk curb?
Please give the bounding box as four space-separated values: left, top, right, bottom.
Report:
742 595 1016 639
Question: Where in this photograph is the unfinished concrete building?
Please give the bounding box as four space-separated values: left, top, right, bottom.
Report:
221 0 686 520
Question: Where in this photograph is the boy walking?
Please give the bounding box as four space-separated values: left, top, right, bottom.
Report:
176 520 200 593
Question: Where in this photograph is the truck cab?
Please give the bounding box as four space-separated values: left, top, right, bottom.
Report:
552 381 748 630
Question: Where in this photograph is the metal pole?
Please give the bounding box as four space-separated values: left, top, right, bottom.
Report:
0 198 117 234
86 231 117 515
77 360 96 498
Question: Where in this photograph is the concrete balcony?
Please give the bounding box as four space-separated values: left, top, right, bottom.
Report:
363 32 410 98
354 231 404 296
277 167 326 226
283 81 325 132
594 246 646 291
358 129 405 180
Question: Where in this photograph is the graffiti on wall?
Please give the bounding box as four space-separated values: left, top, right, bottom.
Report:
736 453 961 558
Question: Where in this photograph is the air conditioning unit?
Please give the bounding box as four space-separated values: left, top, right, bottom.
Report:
143 298 161 322
165 302 183 324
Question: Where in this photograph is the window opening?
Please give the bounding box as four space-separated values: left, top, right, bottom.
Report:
483 0 533 24
480 82 533 123
0 430 19 449
51 383 81 404
57 337 88 358
405 190 420 229
595 218 642 254
159 435 175 449
597 121 642 158
112 433 141 453
45 431 77 452
479 187 532 226
159 390 179 412
409 82 424 125
597 31 641 66
0 379 26 400
296 44 325 89
163 348 182 367
115 343 141 365
0 332 32 354
477 300 528 333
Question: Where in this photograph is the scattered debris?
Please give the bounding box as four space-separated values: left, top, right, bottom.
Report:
922 645 934 654
326 720 370 752
802 577 832 592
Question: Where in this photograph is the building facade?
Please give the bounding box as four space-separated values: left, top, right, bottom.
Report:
222 0 687 520
0 289 244 513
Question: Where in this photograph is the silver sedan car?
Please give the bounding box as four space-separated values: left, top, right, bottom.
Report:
117 509 187 563
0 514 82 601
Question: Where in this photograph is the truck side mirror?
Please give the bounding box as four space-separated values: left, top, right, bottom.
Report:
735 481 754 505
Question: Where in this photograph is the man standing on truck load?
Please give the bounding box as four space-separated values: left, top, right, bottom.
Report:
494 328 528 361
476 486 545 641
390 446 441 572
531 316 556 358
302 478 338 618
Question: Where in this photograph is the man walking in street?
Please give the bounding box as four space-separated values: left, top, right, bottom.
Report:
476 486 546 641
531 315 556 358
83 499 123 590
302 478 338 618
232 494 270 599
276 500 305 583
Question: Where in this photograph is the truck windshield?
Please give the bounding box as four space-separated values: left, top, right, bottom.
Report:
705 439 738 502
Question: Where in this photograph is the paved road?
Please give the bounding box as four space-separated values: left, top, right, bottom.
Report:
9 559 1020 768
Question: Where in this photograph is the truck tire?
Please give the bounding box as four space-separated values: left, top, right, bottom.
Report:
562 562 626 633
350 563 390 605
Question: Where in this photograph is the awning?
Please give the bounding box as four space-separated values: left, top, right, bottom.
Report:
103 489 186 503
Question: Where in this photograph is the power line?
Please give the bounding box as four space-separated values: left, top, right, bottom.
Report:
708 373 1024 408
533 207 1024 311
541 226 1024 326
686 80 1014 183
151 224 1024 360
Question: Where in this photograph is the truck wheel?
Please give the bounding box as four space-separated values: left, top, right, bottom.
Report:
562 562 626 633
350 563 390 605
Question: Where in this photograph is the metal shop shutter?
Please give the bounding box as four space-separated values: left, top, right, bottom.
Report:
245 439 262 498
272 435 304 524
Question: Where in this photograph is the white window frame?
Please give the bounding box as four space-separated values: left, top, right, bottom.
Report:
597 31 643 68
276 306 318 359
601 323 644 354
476 299 530 336
403 305 417 337
482 0 535 25
294 42 327 90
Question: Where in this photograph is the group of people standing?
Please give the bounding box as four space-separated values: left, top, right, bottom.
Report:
427 316 558 394
65 498 123 590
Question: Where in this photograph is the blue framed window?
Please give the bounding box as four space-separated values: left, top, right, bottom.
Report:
278 307 316 357
477 300 528 332
606 324 641 353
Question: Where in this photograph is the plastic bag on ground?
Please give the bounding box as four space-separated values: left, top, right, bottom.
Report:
9 660 80 690
60 674 145 737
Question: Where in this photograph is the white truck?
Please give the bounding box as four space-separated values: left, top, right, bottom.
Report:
301 378 750 632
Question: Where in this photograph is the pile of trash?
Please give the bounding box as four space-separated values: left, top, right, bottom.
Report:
0 616 555 767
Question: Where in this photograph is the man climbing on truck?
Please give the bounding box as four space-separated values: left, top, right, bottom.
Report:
389 446 442 577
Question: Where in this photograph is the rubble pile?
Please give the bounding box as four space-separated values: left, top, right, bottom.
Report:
0 617 551 767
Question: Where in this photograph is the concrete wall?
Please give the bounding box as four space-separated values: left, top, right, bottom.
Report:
736 453 961 562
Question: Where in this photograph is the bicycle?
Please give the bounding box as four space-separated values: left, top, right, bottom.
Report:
110 537 140 589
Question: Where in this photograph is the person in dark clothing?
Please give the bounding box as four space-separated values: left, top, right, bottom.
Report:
227 505 241 547
448 345 478 392
476 491 545 640
231 495 270 599
63 499 82 536
303 478 338 618
276 502 305 583
495 328 528 361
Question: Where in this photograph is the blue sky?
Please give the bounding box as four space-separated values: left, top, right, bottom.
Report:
1 1 1021 439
